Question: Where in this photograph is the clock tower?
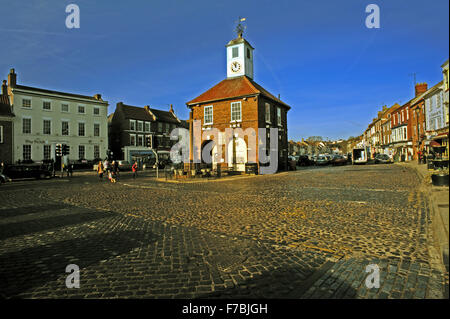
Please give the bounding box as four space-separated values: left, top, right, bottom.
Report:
226 25 254 79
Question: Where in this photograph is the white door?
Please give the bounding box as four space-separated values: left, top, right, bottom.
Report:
227 138 247 171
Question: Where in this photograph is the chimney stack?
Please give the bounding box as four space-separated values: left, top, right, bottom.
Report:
169 104 174 113
93 94 102 100
415 83 428 97
8 68 16 88
1 80 7 95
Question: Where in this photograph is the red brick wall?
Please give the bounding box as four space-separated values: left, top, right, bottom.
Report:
190 95 289 171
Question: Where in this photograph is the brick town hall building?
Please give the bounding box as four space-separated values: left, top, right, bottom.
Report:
186 28 291 173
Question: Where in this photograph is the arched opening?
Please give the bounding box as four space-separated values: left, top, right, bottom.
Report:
201 140 214 169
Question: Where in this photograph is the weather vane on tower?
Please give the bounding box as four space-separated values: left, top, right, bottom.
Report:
235 17 246 38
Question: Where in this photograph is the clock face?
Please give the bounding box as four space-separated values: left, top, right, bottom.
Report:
230 61 241 73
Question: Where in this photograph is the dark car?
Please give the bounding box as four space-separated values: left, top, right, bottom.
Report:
331 154 347 166
297 155 311 166
375 154 392 164
2 164 52 180
117 160 132 171
315 155 329 166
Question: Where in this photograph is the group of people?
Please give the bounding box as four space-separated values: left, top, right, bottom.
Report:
97 159 139 183
97 159 119 183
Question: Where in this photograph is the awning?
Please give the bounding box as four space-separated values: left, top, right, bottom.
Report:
430 140 441 147
432 132 449 140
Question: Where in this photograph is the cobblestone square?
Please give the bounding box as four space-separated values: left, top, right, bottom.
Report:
0 164 448 299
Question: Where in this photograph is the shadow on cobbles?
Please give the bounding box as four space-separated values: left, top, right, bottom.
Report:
0 230 158 298
0 203 71 219
195 264 357 299
0 210 114 240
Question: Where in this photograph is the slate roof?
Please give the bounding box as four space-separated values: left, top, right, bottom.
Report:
119 103 154 121
149 108 180 124
119 103 180 124
186 76 290 109
13 85 107 103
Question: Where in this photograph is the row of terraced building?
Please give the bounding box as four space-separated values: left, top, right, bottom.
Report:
360 60 449 164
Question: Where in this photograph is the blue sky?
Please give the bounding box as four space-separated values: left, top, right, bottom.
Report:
0 0 448 140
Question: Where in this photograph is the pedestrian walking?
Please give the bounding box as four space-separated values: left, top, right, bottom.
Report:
114 160 119 177
103 159 109 174
132 161 138 179
68 163 74 177
97 161 104 180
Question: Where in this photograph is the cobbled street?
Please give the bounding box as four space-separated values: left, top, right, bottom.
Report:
0 164 448 299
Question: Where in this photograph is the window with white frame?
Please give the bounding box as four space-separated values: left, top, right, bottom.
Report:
0 125 3 143
137 121 143 132
93 107 100 115
78 145 85 160
406 107 409 120
23 145 31 160
403 127 407 140
137 135 144 146
277 107 281 126
231 102 241 122
78 122 85 136
130 134 136 146
43 145 51 160
130 120 136 131
145 122 150 132
22 99 31 108
23 118 31 134
62 121 69 136
94 145 100 159
43 101 51 110
43 119 51 135
61 103 69 112
157 122 163 132
78 105 85 114
265 103 271 123
204 105 213 125
94 123 100 137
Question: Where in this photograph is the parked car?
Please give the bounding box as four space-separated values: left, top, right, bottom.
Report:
315 155 329 166
297 155 312 166
2 164 52 180
331 154 347 166
374 154 392 164
117 160 132 171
